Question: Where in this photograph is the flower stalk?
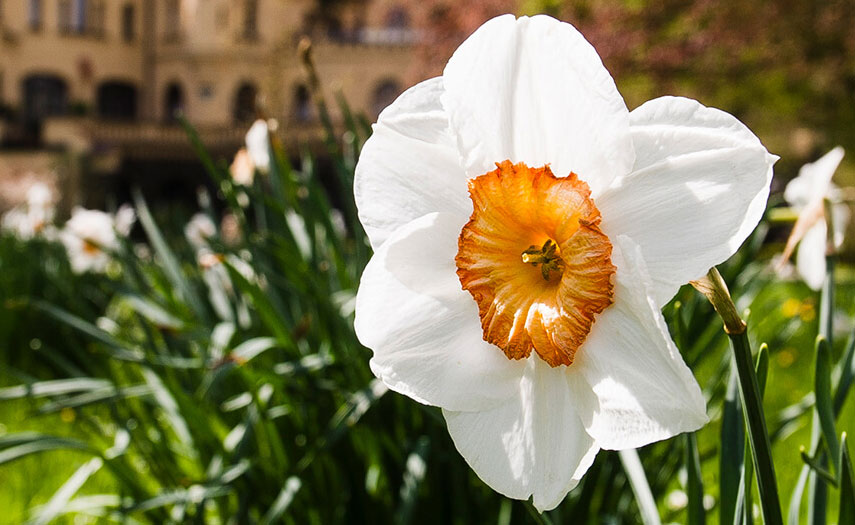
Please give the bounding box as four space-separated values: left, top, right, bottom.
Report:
692 267 783 525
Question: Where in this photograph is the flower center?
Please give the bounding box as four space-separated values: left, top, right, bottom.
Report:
521 239 565 281
455 160 615 367
82 239 101 255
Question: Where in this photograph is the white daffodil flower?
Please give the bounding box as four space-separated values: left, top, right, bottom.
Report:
782 147 848 290
230 148 256 187
1 183 56 240
185 212 217 250
114 204 136 237
60 206 134 274
245 119 271 174
353 15 776 510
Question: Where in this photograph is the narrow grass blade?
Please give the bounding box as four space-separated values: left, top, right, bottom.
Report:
815 337 839 471
133 188 207 321
33 300 134 354
729 330 783 524
0 435 94 465
840 434 855 524
800 450 837 486
788 465 810 525
738 344 767 525
619 448 662 525
259 476 302 525
721 361 745 525
142 367 195 455
686 432 705 525
223 261 294 349
810 252 836 525
37 384 152 413
29 456 104 525
0 378 111 400
119 293 186 330
808 418 828 525
396 436 430 525
833 327 855 416
230 337 279 362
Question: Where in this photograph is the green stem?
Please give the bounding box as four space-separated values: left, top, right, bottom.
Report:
729 329 783 525
686 433 706 525
809 249 836 525
693 268 782 525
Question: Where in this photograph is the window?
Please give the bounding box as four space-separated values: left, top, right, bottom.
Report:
163 82 184 122
122 4 136 41
372 80 400 116
74 0 87 32
59 0 103 36
233 83 257 123
293 85 312 123
243 0 258 40
28 0 42 30
164 0 180 41
89 0 105 37
58 0 73 33
23 75 68 121
97 82 137 120
386 7 409 29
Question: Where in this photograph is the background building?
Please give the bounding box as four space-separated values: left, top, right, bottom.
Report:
0 0 417 209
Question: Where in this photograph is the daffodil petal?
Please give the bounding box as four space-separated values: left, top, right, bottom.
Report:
355 212 526 412
441 14 633 195
796 221 826 291
355 77 470 249
570 235 708 450
598 96 775 306
784 146 844 208
443 358 599 511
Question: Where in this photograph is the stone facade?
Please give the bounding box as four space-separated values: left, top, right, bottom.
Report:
0 0 415 134
0 0 417 209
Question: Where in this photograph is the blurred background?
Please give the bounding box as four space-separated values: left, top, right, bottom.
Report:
1 0 855 214
2 1 855 524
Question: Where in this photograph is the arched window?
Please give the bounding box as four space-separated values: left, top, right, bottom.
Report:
243 0 258 40
233 82 257 123
164 0 180 40
97 81 137 120
386 6 409 29
22 74 68 122
122 3 136 41
163 82 184 123
372 79 400 117
294 84 313 123
28 0 42 30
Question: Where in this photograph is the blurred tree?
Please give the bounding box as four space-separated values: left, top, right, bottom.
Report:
404 0 855 165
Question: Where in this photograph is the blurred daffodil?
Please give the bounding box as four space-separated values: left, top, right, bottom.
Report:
0 183 56 240
60 205 135 274
230 148 255 186
782 147 848 290
244 119 271 174
184 212 217 251
354 15 775 510
230 119 272 186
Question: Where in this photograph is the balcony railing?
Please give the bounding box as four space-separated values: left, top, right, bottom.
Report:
42 117 331 160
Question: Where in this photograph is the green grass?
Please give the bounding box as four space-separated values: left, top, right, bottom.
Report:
1 84 854 525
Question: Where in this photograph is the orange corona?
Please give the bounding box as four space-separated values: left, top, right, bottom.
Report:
456 161 615 367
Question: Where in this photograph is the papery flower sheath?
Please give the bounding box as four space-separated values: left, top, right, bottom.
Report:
782 147 848 290
353 14 776 510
